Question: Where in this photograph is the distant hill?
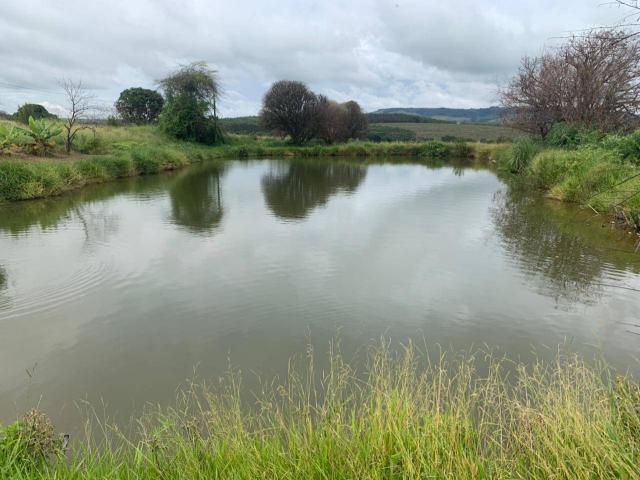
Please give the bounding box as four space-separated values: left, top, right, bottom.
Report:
372 107 507 124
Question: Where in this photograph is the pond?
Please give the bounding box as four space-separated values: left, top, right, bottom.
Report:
1 159 639 432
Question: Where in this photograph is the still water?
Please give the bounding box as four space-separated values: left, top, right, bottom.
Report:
1 159 639 431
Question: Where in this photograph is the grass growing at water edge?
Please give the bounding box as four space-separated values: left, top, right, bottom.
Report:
0 122 510 202
497 132 640 229
2 343 639 479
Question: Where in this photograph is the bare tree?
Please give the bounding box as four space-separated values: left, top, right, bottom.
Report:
60 79 94 153
614 1 640 29
501 30 640 136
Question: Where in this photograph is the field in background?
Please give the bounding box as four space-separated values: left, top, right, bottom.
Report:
375 122 524 142
218 116 525 142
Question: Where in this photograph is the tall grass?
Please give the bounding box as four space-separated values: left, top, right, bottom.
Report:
500 138 541 173
2 344 639 479
497 128 640 229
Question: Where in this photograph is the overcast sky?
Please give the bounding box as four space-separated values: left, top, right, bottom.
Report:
0 0 630 117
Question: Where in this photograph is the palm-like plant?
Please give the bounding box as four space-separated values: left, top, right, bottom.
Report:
21 116 62 156
0 123 27 155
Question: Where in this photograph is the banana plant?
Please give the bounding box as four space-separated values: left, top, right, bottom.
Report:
21 116 63 156
0 123 27 155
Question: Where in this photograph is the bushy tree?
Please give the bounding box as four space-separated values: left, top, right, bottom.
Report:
342 101 368 140
260 81 367 144
115 88 164 124
317 96 348 143
317 97 368 144
14 104 57 124
159 62 223 144
501 29 640 136
260 80 320 144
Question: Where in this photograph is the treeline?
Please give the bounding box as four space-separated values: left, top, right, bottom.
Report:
1 65 373 154
365 112 452 124
374 107 506 123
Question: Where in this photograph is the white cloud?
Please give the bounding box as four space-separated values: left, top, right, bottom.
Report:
0 0 630 116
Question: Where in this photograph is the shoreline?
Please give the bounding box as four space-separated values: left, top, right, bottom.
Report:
0 138 506 203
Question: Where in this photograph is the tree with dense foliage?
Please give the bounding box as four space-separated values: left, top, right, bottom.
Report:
342 101 368 140
115 88 164 124
501 30 640 137
260 80 320 144
159 62 223 144
14 104 57 124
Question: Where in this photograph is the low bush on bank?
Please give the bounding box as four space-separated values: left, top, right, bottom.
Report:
498 127 640 228
2 345 639 479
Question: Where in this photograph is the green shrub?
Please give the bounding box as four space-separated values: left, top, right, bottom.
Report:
421 140 450 158
600 130 640 164
546 123 582 148
545 123 605 149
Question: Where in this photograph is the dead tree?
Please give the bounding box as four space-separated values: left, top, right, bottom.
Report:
60 79 94 153
501 30 640 135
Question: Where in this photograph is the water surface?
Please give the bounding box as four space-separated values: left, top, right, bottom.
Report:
1 159 639 431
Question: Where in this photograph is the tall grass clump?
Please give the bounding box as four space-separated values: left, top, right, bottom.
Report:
2 344 639 479
501 138 541 173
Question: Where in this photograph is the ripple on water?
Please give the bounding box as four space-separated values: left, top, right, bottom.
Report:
0 259 118 321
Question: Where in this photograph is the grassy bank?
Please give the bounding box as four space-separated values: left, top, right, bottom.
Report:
496 128 640 230
1 345 639 479
0 122 508 202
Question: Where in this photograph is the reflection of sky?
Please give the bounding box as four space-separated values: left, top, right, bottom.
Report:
1 160 640 431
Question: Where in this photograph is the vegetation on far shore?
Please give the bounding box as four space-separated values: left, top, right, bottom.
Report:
1 344 639 479
0 120 510 202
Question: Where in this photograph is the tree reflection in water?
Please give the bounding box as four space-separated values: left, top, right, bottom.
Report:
0 266 6 291
169 163 225 234
261 161 367 220
491 188 640 304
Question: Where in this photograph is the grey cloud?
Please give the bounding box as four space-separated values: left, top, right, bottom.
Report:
0 0 629 116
